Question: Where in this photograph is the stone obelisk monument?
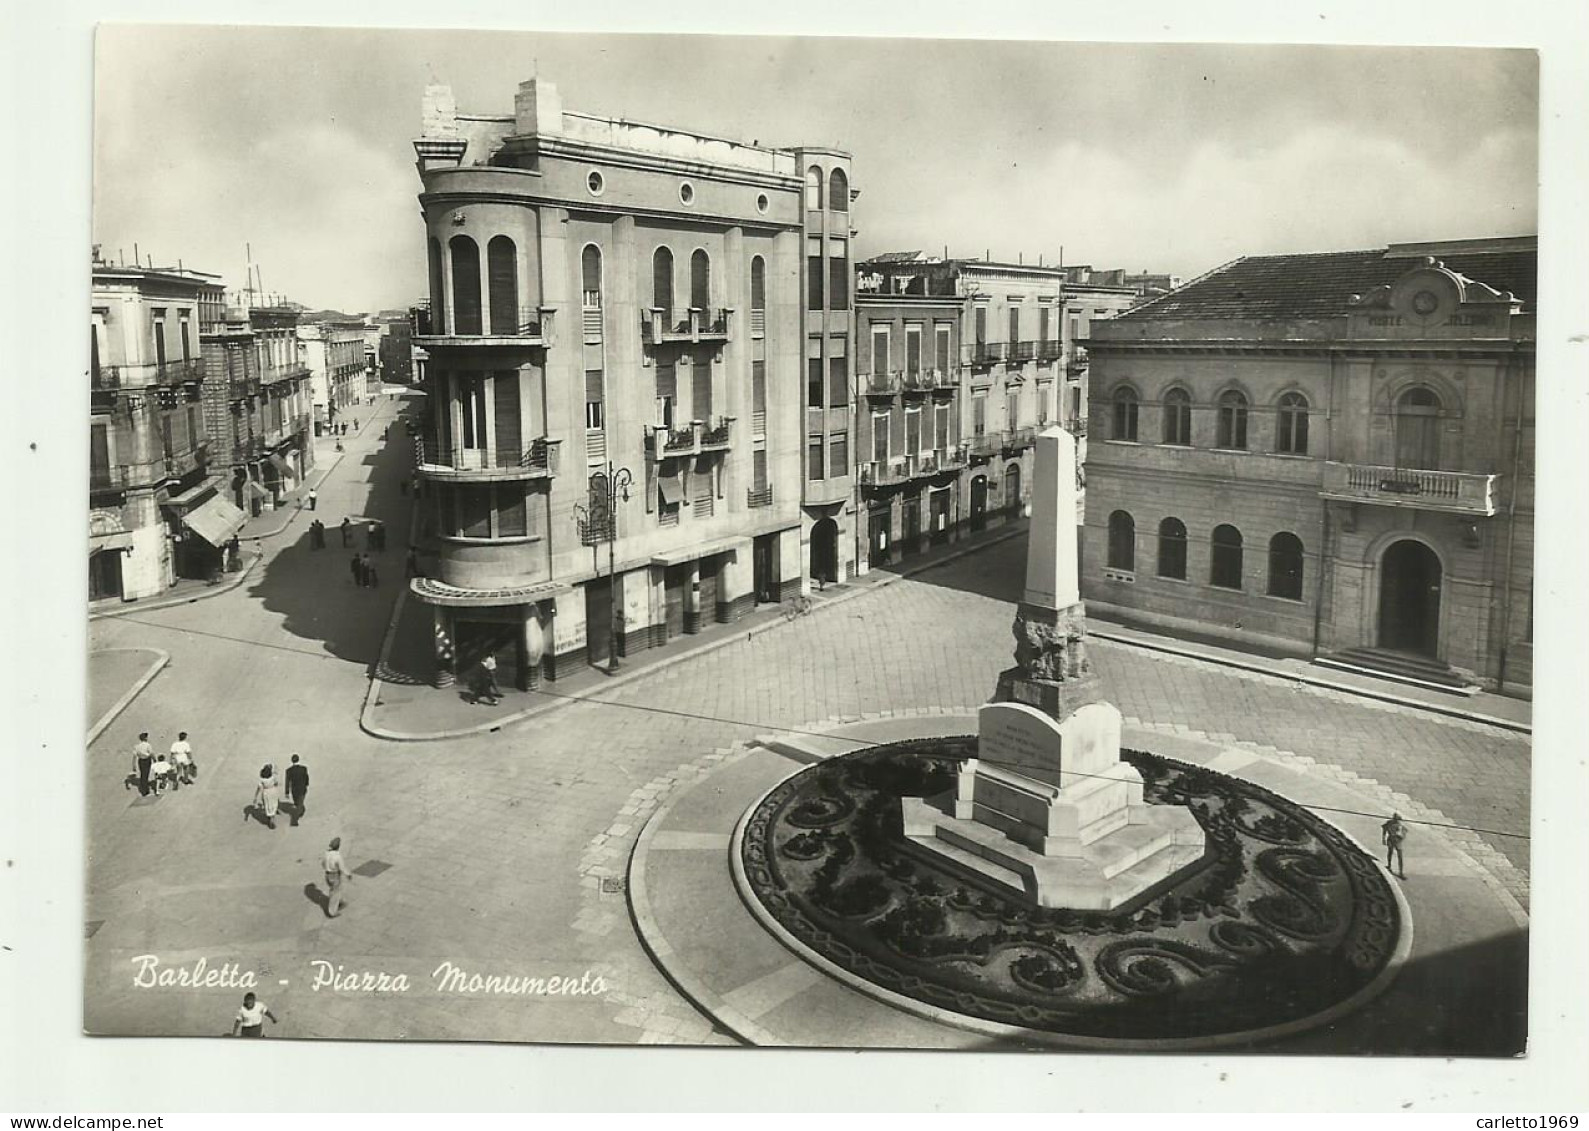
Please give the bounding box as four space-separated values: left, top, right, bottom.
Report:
901 425 1204 910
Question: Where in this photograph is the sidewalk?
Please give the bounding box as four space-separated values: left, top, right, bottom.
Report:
363 522 1030 740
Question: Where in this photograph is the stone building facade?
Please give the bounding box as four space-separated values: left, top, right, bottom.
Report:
91 260 246 601
852 255 1136 568
201 305 315 516
298 317 367 431
408 78 830 687
1082 236 1535 695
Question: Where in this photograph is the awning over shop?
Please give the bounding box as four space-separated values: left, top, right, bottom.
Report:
88 530 136 555
268 453 296 479
657 474 683 506
245 480 271 499
180 495 248 547
650 535 750 568
162 476 222 510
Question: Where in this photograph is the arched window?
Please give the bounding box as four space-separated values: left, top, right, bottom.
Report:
1112 386 1139 441
1217 390 1248 449
1277 392 1309 454
750 256 766 311
652 247 674 325
487 236 518 335
1157 518 1188 579
449 235 481 335
829 168 849 213
581 245 602 309
426 238 446 334
1268 532 1305 599
1395 386 1442 469
805 165 823 210
1211 524 1244 589
1107 510 1136 571
690 249 711 310
1161 387 1192 445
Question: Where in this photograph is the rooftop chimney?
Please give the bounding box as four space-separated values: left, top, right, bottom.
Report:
515 78 563 136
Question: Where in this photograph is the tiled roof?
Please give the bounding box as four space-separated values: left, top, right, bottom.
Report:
1122 242 1537 321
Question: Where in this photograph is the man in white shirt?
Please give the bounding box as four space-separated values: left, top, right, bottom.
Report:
322 837 350 918
169 732 195 785
231 993 277 1037
132 733 154 796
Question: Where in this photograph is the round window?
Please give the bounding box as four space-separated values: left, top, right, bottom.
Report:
756 193 769 214
679 182 695 206
586 170 605 196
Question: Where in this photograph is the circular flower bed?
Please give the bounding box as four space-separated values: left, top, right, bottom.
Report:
738 739 1401 1042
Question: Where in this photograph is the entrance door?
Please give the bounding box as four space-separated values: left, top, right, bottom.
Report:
89 550 123 601
902 494 921 556
810 518 838 585
1378 540 1442 657
868 507 892 568
929 490 951 546
753 534 778 604
585 577 613 666
1005 463 1022 514
456 620 524 691
664 565 689 638
970 475 988 532
697 556 721 624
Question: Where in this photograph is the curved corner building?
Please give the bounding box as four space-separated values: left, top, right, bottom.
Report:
408 78 854 689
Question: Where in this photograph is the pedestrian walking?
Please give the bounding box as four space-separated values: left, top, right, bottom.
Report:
477 653 501 704
232 992 278 1037
151 750 176 793
367 561 380 588
253 764 281 830
284 754 309 825
307 488 317 511
133 732 154 797
322 837 350 917
340 517 352 548
1381 813 1407 878
349 553 362 586
170 732 196 784
366 522 378 551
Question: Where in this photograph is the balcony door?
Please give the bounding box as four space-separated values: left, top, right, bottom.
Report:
457 375 489 469
1394 387 1442 470
1378 539 1442 658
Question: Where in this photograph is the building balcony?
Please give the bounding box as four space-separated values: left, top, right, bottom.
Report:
1035 340 1063 363
1064 417 1089 438
860 370 902 397
415 437 562 481
861 455 918 487
261 363 311 388
413 306 555 349
644 417 735 460
92 358 205 391
578 514 616 546
1002 425 1037 452
917 446 968 477
1319 462 1498 516
963 343 1007 368
746 484 774 509
1067 346 1090 373
1009 340 1039 364
642 307 733 346
163 442 208 481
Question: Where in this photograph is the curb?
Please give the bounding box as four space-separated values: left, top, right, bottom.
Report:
359 524 1029 742
86 647 171 746
629 711 1447 1051
1089 626 1531 735
88 551 263 621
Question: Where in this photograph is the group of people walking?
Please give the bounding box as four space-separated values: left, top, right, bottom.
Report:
350 552 380 588
128 731 196 796
250 754 310 829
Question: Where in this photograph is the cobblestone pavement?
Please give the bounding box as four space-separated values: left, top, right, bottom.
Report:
84 405 1530 1045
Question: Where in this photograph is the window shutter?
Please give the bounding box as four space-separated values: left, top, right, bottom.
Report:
493 372 521 460
488 238 518 334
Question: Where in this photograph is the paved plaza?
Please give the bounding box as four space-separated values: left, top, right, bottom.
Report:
84 393 1531 1047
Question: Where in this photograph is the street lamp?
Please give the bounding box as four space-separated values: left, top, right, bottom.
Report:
573 461 634 674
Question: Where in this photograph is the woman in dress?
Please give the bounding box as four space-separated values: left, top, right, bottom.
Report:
254 764 281 829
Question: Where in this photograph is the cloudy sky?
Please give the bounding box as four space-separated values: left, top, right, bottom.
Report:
94 27 1538 313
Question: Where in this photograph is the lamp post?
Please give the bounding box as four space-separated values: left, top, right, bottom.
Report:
574 461 634 674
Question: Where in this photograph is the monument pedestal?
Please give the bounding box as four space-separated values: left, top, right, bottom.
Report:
898 427 1205 912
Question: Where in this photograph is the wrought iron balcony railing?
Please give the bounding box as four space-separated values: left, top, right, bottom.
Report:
413 306 554 345
746 484 774 508
414 437 561 478
642 307 733 345
644 417 734 459
92 358 205 391
963 343 1008 367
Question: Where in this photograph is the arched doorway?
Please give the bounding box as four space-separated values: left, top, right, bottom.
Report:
1004 463 1021 514
1394 386 1442 469
1378 539 1442 657
810 518 839 586
970 475 988 532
